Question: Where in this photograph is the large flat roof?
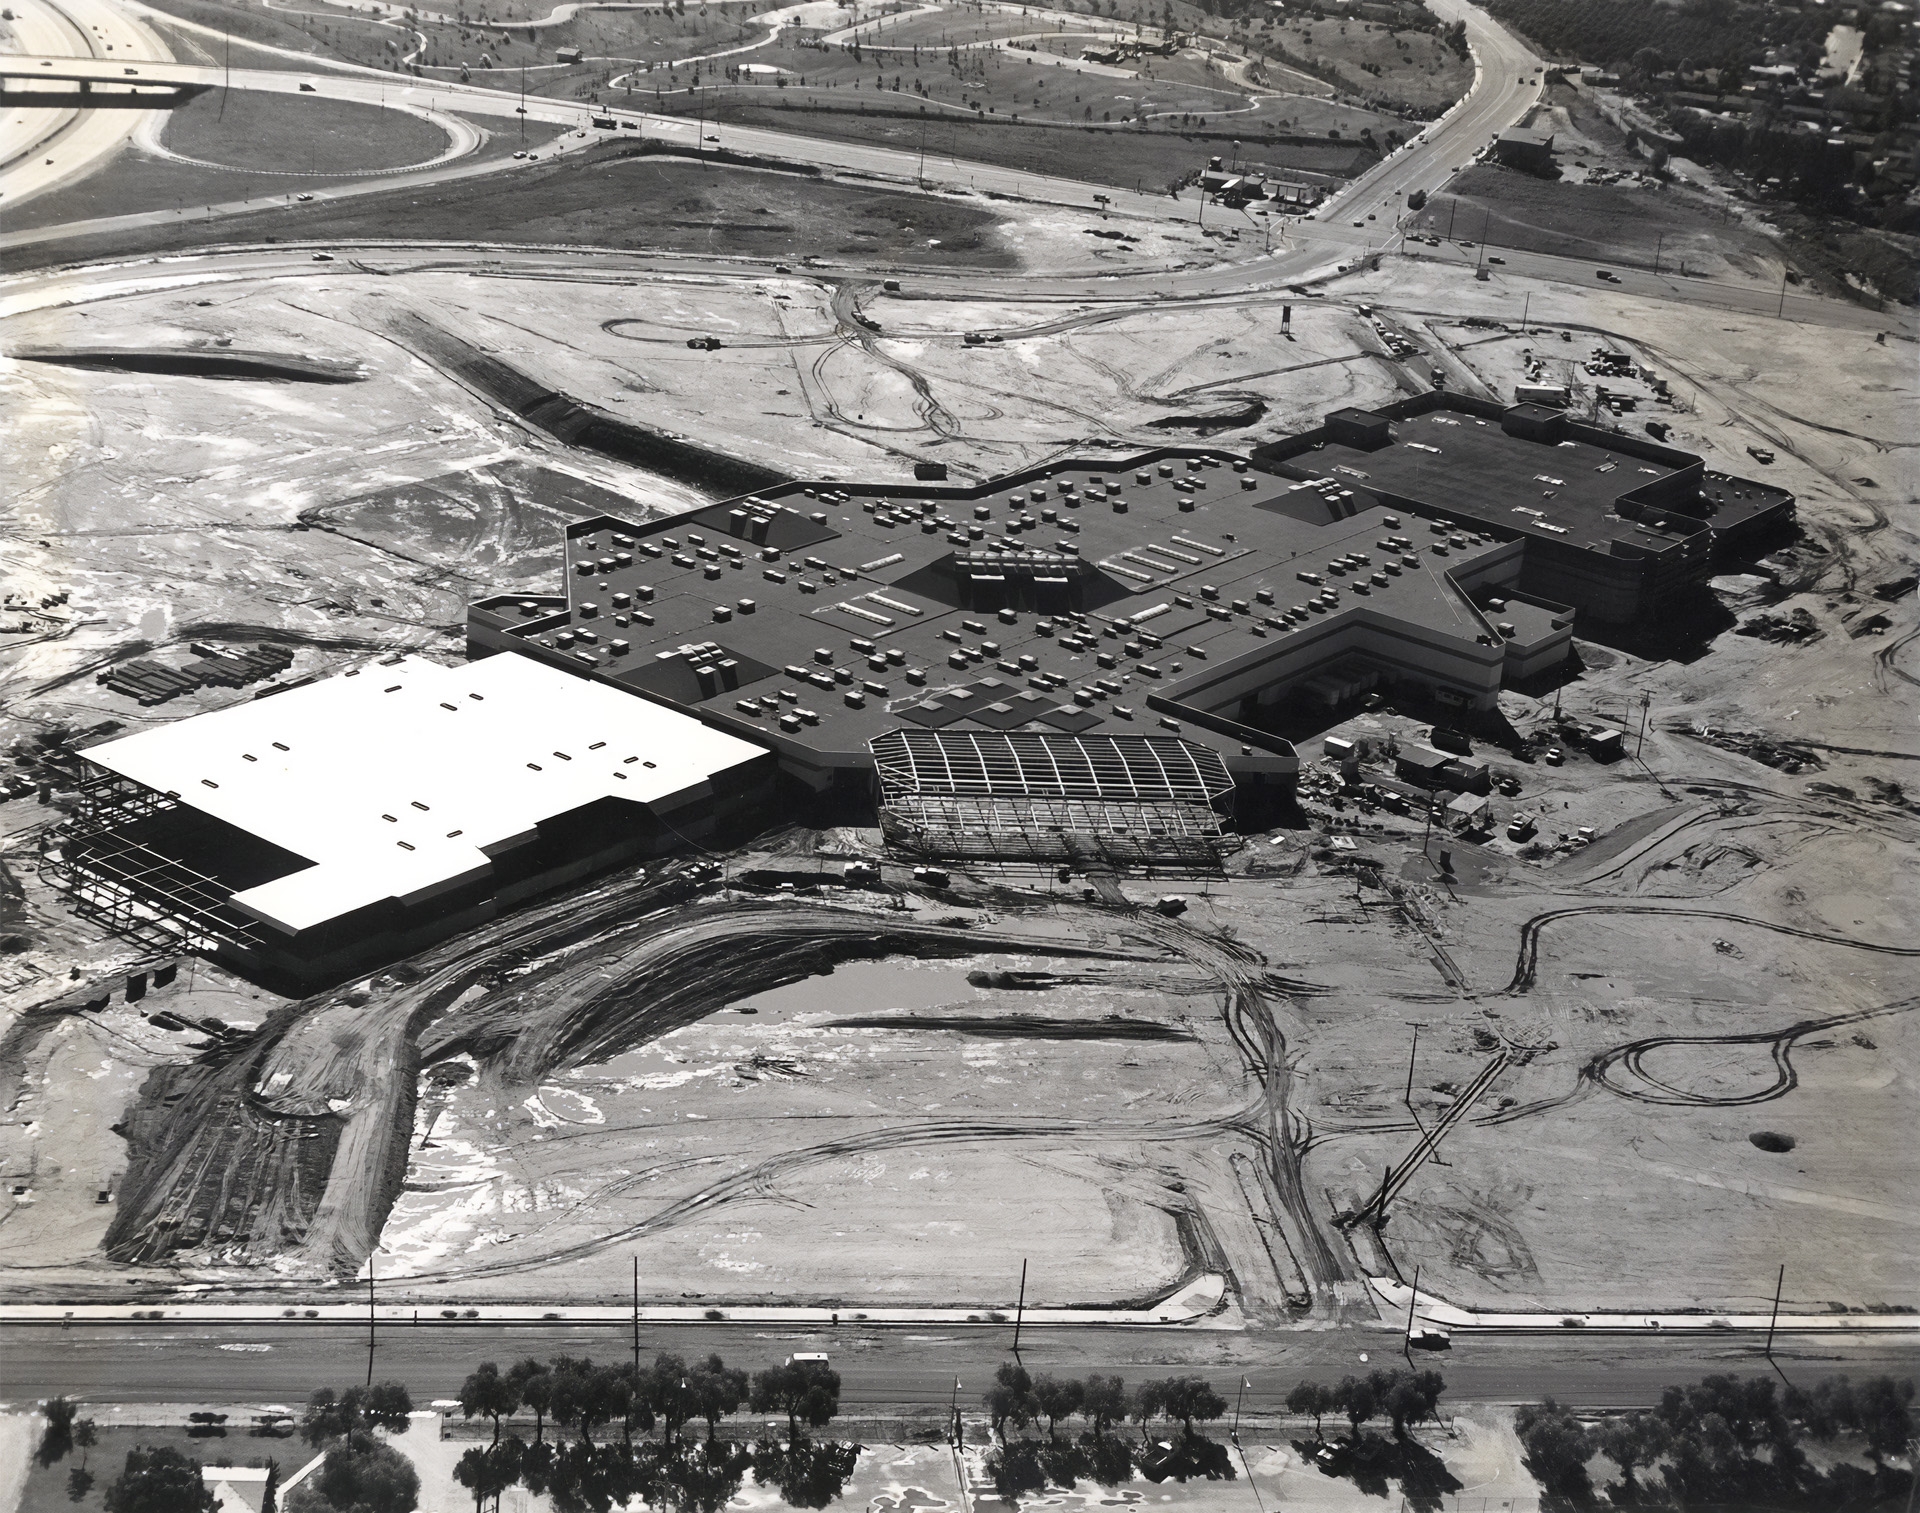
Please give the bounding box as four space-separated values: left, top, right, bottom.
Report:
82 654 765 935
473 451 1520 770
1297 410 1700 555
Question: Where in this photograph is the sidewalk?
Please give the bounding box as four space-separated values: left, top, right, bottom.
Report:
0 1273 1229 1328
1370 1277 1920 1335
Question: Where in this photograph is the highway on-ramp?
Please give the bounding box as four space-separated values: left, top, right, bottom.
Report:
0 0 172 202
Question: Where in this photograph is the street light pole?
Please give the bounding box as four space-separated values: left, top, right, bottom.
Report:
365 1254 376 1388
1012 1258 1028 1355
1404 1265 1421 1362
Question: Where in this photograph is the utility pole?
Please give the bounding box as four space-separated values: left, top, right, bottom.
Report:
365 1254 376 1388
1403 1265 1421 1362
1444 194 1457 241
1476 205 1490 272
1652 229 1665 275
950 1377 963 1445
1403 1023 1425 1110
1520 291 1530 333
917 116 928 185
1012 1259 1028 1355
1636 689 1652 759
632 1256 641 1380
1232 1376 1248 1443
1777 269 1789 319
520 66 527 145
1765 1264 1784 1359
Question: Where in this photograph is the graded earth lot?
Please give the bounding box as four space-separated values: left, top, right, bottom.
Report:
1 9 1916 1339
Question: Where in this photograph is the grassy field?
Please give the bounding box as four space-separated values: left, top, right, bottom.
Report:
651 98 1379 193
1266 13 1472 112
1411 163 1774 274
142 0 405 70
162 89 450 173
1 112 566 249
2 145 1014 271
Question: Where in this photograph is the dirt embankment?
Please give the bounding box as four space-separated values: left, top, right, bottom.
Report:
391 309 791 498
104 874 1149 1278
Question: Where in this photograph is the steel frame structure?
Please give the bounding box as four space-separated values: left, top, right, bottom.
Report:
39 764 267 954
870 729 1233 870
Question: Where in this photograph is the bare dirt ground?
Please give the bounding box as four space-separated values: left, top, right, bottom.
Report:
1 231 1914 1322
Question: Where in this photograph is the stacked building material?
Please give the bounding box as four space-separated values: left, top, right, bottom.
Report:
98 644 296 705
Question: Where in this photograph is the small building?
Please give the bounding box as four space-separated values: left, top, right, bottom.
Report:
1495 127 1555 172
1586 726 1626 761
1446 791 1492 830
1396 745 1454 787
1441 756 1492 794
1514 382 1570 408
555 45 582 63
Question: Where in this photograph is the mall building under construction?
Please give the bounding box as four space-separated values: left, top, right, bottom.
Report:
47 402 1788 984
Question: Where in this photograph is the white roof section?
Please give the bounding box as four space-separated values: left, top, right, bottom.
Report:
82 654 767 936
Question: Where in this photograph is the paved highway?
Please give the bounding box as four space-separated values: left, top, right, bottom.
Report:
4 1321 1917 1409
3 0 1901 340
1 0 1526 237
0 0 171 203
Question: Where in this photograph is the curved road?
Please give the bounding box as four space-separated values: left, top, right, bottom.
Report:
0 0 171 204
2 0 1900 336
1 0 1522 238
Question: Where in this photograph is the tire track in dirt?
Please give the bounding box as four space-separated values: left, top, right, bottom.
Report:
1505 904 1920 994
1479 995 1919 1126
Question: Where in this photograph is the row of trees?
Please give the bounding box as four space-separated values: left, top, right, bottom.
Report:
980 1364 1447 1444
1483 0 1830 80
983 1366 1230 1441
451 1353 839 1447
1284 1369 1448 1441
1517 1373 1915 1508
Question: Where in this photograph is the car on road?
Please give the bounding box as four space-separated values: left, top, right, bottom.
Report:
1596 269 1621 283
704 134 720 142
299 80 317 91
1488 255 1505 264
1544 747 1564 765
1747 445 1775 464
295 193 315 202
311 252 335 262
1352 220 1364 227
513 151 526 158
1426 235 1441 245
774 263 791 273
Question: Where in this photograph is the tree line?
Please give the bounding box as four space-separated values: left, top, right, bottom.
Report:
1517 1372 1915 1508
444 1354 847 1513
